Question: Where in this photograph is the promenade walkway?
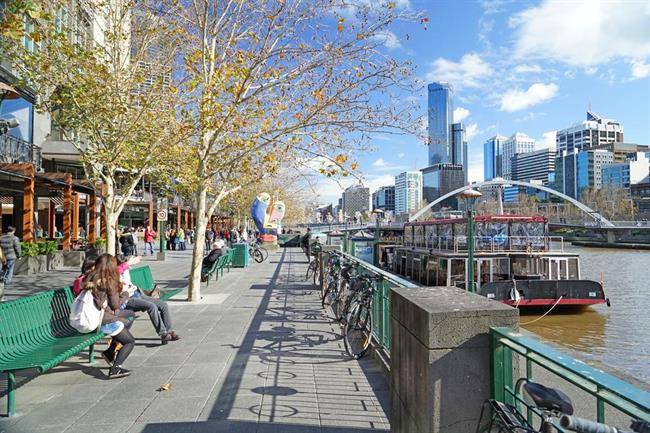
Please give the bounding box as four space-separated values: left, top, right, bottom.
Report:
0 247 389 433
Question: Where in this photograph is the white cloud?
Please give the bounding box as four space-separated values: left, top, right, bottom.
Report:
425 53 492 89
539 130 557 150
397 152 405 158
510 0 650 67
499 83 559 112
372 30 401 49
584 66 598 75
453 107 470 123
373 157 388 168
465 123 479 141
513 64 542 74
630 59 650 79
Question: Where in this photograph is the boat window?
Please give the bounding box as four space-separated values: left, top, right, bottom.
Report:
493 258 510 282
437 258 448 285
414 225 425 247
512 257 543 279
568 258 579 279
449 259 466 289
424 225 436 248
404 226 413 246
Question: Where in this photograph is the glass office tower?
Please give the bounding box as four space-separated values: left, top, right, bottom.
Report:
427 82 454 165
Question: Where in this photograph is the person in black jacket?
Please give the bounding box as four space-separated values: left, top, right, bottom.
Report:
119 230 135 257
201 240 225 280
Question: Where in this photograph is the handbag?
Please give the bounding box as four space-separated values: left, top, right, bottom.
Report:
69 290 106 333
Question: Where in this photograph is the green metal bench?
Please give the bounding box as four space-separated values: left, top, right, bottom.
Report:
0 287 103 417
129 265 183 301
203 249 235 288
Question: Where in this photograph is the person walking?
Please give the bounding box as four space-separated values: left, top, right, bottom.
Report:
299 228 311 262
205 226 214 251
0 226 21 286
130 227 139 256
143 226 156 256
177 228 186 251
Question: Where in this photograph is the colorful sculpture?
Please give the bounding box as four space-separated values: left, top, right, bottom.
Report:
250 193 286 243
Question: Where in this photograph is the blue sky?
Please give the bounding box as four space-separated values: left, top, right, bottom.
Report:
314 0 650 205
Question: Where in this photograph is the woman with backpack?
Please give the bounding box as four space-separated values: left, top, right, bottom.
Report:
81 254 135 379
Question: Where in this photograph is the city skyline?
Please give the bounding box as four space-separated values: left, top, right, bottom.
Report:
313 0 650 206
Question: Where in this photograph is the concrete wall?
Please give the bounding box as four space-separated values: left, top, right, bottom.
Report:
390 286 519 433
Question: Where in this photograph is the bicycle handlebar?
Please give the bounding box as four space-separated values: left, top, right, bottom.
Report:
560 415 631 433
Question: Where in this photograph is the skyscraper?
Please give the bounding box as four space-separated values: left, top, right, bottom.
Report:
395 171 422 215
427 82 454 165
501 132 535 179
556 111 623 155
452 122 468 183
483 135 507 180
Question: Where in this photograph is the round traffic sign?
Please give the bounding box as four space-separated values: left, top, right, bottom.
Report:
157 209 168 221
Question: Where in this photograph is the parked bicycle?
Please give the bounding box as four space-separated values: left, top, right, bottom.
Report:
476 379 650 433
305 240 322 285
249 238 268 263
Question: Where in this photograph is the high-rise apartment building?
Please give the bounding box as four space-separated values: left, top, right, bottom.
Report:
501 133 535 179
342 184 371 217
556 111 623 155
372 186 395 212
395 171 422 215
483 135 507 180
427 82 454 165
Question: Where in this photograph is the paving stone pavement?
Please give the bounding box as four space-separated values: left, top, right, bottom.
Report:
0 247 389 433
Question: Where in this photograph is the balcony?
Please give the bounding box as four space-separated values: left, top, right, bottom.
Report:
0 133 42 169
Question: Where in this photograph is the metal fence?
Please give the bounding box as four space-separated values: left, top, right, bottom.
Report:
491 327 650 429
327 251 417 353
408 235 566 253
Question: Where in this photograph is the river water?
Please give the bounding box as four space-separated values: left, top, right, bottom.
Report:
522 244 650 385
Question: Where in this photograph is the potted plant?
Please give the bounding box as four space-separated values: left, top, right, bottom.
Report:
40 241 63 270
14 242 46 275
93 238 107 254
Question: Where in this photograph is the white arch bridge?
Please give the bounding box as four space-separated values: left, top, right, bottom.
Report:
409 179 615 228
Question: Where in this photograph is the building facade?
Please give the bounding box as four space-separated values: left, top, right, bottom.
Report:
394 171 422 215
556 111 623 155
427 82 454 165
483 135 507 180
372 185 395 212
342 184 371 218
501 132 535 179
590 142 650 164
420 164 465 210
602 152 650 189
452 122 468 183
555 149 614 199
511 148 555 184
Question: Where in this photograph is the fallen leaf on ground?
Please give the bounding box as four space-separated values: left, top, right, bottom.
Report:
158 383 172 391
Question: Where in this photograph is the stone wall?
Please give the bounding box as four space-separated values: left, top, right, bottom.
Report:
390 286 519 433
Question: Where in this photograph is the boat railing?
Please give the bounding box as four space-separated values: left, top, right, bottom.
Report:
408 235 565 253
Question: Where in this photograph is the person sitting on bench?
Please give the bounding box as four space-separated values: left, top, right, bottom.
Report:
200 240 227 281
116 255 180 344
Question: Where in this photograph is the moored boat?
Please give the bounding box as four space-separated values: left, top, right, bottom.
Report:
392 215 608 309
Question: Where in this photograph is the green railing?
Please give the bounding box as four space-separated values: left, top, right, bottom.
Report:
330 251 417 353
491 327 650 429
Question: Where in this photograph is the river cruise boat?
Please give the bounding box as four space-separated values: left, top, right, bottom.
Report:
392 215 607 308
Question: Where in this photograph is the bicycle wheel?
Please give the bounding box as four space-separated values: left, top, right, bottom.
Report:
312 259 321 286
343 303 372 359
253 248 264 263
306 260 316 280
259 247 268 261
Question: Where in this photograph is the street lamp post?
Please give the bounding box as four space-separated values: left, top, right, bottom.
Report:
458 189 483 292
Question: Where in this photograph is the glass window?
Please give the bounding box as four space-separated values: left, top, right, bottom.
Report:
450 259 466 288
0 96 33 142
568 258 579 279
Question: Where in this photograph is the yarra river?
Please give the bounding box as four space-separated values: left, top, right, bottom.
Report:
523 244 650 385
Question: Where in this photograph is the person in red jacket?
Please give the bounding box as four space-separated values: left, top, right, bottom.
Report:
143 226 157 256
